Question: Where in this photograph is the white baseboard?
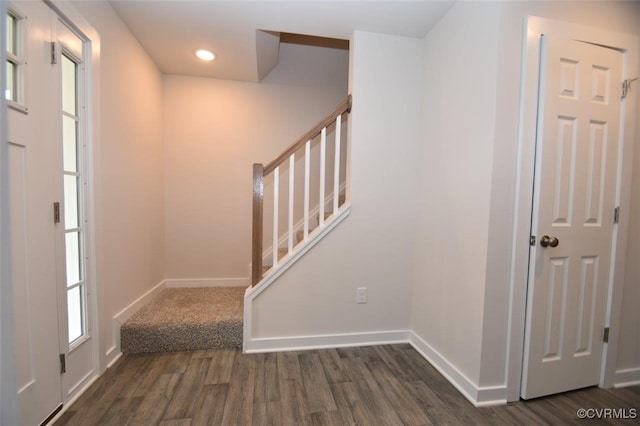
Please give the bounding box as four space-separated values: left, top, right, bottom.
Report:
474 385 508 407
106 352 122 369
409 331 506 407
105 279 167 366
165 278 250 288
244 328 506 406
244 330 410 354
613 367 640 388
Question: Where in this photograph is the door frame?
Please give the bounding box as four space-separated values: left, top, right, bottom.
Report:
1 0 21 423
506 16 639 401
43 0 102 410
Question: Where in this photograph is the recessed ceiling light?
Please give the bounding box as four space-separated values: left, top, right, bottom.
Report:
195 49 215 61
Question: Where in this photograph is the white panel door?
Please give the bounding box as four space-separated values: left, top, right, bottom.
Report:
521 36 623 399
8 2 96 423
7 1 63 424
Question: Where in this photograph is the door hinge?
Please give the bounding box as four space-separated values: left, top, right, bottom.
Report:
53 202 61 224
50 42 57 65
529 235 536 246
59 353 66 374
613 206 620 224
603 327 610 343
622 78 638 99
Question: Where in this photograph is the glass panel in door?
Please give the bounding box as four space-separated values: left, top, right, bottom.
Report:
61 52 86 345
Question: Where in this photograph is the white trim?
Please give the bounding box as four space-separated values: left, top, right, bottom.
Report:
7 100 28 115
613 367 640 388
0 0 20 422
507 16 639 401
106 280 166 366
106 352 122 369
165 278 250 288
409 332 506 407
244 330 410 354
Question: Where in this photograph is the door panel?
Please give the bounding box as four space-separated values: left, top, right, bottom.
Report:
8 1 63 423
521 36 623 399
9 142 34 393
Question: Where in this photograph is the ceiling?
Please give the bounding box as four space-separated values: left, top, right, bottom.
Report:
109 0 455 82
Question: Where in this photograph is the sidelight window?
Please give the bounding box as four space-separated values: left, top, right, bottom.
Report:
61 51 87 345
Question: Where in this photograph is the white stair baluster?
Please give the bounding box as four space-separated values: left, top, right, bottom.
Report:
319 127 326 226
273 165 279 267
303 140 311 240
334 114 342 213
288 154 294 252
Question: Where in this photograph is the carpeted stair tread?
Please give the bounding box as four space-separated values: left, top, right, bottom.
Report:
121 287 244 354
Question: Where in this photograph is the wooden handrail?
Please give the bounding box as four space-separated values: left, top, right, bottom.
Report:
264 95 351 175
252 94 352 286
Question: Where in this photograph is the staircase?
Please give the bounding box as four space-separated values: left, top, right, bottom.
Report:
120 287 244 354
251 95 352 285
120 96 352 354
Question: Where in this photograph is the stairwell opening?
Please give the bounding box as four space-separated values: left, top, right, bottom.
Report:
121 32 350 355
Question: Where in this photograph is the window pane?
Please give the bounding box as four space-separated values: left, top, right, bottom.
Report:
6 13 19 103
62 55 76 115
67 286 83 342
63 115 77 172
64 175 79 229
6 61 15 101
65 231 82 286
7 13 16 55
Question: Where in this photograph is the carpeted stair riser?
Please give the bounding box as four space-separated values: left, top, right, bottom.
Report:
121 287 244 354
121 321 241 353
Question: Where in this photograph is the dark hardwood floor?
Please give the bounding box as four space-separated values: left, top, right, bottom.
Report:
54 344 640 425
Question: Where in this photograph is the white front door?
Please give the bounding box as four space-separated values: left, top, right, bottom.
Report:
8 2 63 424
521 36 623 399
7 2 96 423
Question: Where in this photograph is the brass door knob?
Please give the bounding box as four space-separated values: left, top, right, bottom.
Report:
540 235 559 248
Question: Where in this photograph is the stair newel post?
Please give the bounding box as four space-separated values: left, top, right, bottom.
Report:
252 163 264 286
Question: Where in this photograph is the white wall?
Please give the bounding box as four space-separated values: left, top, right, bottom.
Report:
162 43 348 282
410 2 500 388
248 31 422 341
619 109 640 373
70 1 165 368
410 0 640 400
481 0 640 390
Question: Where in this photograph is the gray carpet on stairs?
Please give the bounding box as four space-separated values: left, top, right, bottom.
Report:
121 287 245 354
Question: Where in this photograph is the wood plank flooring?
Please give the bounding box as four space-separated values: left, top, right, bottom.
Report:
54 344 640 425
